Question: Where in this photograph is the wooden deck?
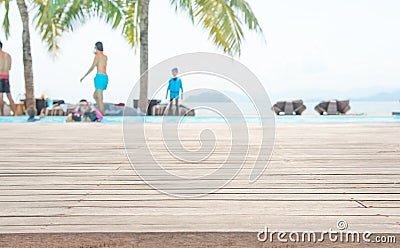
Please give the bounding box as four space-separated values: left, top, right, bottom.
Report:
0 122 399 246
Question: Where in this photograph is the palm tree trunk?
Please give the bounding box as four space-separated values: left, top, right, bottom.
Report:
16 0 35 111
138 0 149 114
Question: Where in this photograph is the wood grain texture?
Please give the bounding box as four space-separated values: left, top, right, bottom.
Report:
0 122 398 240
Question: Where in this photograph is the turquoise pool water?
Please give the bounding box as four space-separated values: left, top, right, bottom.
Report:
0 115 399 123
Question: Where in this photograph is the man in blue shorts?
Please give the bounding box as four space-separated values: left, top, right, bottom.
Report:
165 68 183 116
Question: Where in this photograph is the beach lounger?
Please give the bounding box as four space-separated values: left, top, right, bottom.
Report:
152 104 195 116
337 100 350 113
273 100 306 115
327 100 338 115
43 106 74 116
293 100 306 115
152 104 167 116
133 99 161 115
315 100 351 115
272 101 286 115
315 101 329 115
284 102 294 115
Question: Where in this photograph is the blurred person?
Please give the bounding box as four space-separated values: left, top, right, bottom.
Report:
80 41 108 115
0 41 16 116
67 99 103 122
165 67 183 115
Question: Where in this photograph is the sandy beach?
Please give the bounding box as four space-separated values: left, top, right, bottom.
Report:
0 122 398 246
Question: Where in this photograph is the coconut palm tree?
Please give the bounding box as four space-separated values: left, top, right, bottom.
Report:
33 0 126 53
1 0 36 111
34 0 263 113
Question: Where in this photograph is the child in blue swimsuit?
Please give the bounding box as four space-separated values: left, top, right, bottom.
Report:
165 68 183 115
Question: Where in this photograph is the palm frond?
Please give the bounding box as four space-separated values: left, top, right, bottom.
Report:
89 0 124 28
85 0 139 46
33 0 122 53
32 0 262 56
88 0 140 47
121 0 140 47
172 0 263 56
170 0 194 23
229 0 262 31
33 0 83 53
0 0 11 39
33 0 139 53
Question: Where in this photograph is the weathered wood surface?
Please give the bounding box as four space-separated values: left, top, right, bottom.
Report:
0 122 399 237
1 232 399 248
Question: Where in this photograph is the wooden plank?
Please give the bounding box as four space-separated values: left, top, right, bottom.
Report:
0 122 399 235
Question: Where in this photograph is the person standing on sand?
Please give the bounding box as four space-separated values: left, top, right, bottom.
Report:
80 41 108 115
165 68 183 116
0 41 16 116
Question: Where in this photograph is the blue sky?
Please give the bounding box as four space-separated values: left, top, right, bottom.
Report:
0 0 399 103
